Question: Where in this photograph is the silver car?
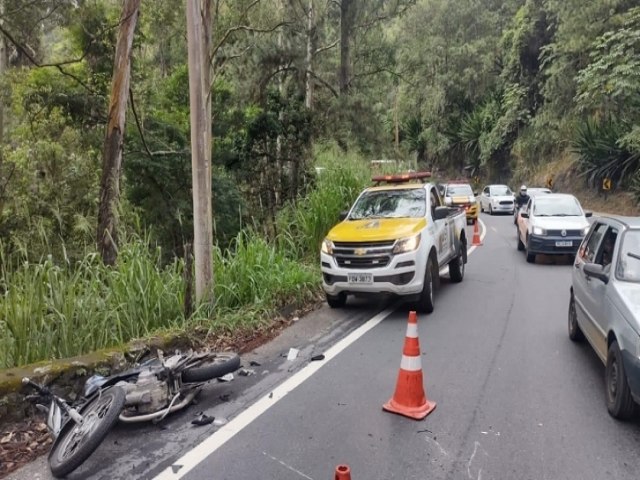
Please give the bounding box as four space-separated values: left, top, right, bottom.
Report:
479 184 515 215
569 216 640 419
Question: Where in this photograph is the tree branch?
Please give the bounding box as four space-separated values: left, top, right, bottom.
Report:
314 38 338 55
129 88 154 159
211 22 289 59
306 69 339 97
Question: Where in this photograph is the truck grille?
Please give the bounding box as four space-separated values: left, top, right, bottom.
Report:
332 240 395 269
499 200 513 205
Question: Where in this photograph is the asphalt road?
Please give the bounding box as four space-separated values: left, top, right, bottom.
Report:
10 213 640 480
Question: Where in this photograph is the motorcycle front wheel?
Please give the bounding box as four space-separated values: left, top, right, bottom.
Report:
49 386 126 478
182 352 241 383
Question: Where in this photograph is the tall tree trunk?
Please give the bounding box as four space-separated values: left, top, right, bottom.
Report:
339 0 355 94
0 0 6 153
186 0 214 303
97 0 141 266
0 0 5 219
304 0 316 109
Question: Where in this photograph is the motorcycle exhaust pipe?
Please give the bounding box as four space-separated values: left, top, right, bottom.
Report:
118 390 198 423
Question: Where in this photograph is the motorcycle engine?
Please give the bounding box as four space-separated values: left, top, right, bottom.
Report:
119 368 169 414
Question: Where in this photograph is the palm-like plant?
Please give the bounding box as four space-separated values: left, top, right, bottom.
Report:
572 118 639 188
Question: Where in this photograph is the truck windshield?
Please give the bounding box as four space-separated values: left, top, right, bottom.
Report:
446 185 472 196
349 188 426 219
616 230 640 283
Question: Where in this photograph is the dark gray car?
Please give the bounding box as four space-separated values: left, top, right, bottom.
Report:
569 216 640 419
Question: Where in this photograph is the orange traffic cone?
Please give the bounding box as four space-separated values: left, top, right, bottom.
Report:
383 311 436 420
471 220 482 246
334 465 351 480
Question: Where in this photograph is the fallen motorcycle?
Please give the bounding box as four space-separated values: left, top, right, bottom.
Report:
23 349 240 478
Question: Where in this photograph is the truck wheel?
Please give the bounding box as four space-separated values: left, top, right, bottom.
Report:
449 241 465 283
326 292 346 308
418 257 436 313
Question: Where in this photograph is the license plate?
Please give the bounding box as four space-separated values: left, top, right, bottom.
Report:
556 241 572 247
348 272 373 284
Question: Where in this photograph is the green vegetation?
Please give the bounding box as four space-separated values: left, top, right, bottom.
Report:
1 0 639 368
0 146 368 369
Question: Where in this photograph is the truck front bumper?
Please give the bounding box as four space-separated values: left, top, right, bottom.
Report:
321 251 426 297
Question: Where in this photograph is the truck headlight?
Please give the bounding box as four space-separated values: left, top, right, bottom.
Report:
492 199 499 206
532 226 546 235
582 226 590 235
321 238 334 255
393 234 421 254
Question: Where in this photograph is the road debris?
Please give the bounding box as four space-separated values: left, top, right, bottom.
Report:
218 373 234 382
310 354 325 361
191 413 215 426
286 348 299 360
238 368 256 376
249 360 262 367
213 417 228 426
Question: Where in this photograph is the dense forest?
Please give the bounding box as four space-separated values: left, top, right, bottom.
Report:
1 0 639 368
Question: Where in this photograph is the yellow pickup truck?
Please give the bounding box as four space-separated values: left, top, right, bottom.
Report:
320 172 468 313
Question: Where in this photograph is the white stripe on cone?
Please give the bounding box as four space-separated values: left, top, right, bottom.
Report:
405 324 418 338
400 354 422 372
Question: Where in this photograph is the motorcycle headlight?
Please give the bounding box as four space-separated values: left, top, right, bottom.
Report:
321 238 334 255
393 233 421 254
533 226 546 235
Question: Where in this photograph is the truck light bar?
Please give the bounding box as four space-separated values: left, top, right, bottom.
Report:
371 171 432 185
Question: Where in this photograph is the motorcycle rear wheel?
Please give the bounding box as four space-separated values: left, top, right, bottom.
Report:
182 352 241 383
49 386 126 478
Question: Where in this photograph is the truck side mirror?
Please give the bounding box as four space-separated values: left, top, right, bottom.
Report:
585 211 593 218
433 206 450 221
520 212 529 218
339 211 349 221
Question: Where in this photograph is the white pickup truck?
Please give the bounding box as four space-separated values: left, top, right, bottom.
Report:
320 172 469 313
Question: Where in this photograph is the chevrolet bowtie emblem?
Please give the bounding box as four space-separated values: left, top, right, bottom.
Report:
354 248 367 256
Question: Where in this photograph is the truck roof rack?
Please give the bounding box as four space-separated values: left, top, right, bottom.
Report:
371 171 431 185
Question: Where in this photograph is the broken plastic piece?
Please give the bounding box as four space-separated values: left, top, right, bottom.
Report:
310 354 325 361
191 414 214 426
218 373 234 382
249 360 261 367
238 368 255 376
213 417 228 426
286 348 299 361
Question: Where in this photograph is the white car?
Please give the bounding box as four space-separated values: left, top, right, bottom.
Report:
479 184 515 215
516 193 592 263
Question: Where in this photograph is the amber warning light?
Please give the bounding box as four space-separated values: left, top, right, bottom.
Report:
371 171 432 184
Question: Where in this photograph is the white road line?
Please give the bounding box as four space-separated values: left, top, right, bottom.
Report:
153 223 489 479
